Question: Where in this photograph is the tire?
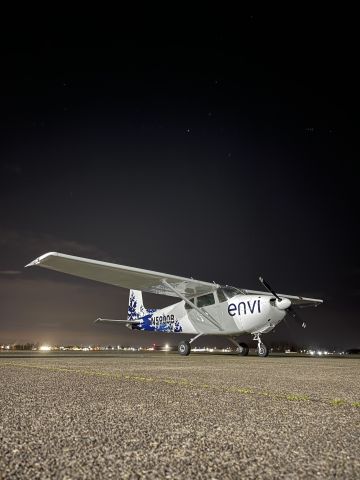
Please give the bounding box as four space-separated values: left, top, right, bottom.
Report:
178 340 191 356
238 342 249 356
257 343 269 357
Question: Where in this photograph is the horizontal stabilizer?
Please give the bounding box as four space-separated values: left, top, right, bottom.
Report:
95 318 141 324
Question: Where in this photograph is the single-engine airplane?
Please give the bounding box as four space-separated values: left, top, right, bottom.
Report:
26 252 323 357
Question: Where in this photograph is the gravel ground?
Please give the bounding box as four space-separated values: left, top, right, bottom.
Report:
0 353 359 479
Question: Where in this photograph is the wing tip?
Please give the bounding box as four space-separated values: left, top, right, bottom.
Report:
25 251 59 268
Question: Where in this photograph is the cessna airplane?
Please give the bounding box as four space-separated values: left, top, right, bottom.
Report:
26 252 323 357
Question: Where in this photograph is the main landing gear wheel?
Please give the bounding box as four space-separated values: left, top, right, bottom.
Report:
178 340 191 356
257 343 269 357
238 343 249 356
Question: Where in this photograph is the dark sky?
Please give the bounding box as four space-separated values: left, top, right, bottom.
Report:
0 16 358 349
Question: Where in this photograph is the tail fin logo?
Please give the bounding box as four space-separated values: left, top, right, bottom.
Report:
128 291 153 321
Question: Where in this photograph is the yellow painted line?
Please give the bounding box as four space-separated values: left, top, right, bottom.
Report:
1 362 359 409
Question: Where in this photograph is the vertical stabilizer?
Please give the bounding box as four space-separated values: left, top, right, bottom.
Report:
128 290 146 321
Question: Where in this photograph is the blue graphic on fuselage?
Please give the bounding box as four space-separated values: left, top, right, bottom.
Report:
128 292 182 333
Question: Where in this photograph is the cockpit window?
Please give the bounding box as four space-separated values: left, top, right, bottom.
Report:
219 286 244 299
196 293 215 308
217 288 227 303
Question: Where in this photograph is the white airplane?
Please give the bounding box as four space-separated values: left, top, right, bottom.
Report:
26 252 323 357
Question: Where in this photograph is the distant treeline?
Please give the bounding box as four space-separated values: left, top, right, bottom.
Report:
2 343 36 350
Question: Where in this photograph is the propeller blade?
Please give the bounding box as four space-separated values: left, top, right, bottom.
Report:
287 306 306 328
259 276 306 328
259 276 282 301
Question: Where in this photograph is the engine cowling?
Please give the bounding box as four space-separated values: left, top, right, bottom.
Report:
274 298 291 310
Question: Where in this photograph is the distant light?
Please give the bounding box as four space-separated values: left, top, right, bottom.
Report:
39 345 51 351
164 344 170 351
317 351 322 356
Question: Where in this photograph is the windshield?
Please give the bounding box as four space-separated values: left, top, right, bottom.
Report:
219 285 244 300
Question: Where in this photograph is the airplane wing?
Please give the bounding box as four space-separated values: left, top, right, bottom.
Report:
242 289 323 308
26 252 219 298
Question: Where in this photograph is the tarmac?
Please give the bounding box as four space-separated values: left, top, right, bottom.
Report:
0 352 359 479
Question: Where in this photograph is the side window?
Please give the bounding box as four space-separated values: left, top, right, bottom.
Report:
197 293 215 308
217 289 227 303
185 298 195 310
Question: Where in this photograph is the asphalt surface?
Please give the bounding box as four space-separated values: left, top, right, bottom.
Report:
0 353 359 479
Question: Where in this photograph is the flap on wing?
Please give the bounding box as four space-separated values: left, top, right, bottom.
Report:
26 252 219 298
242 289 323 307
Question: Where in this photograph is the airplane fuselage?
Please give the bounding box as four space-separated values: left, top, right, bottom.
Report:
131 294 286 336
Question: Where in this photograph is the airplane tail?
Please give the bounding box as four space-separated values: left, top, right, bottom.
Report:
128 289 146 321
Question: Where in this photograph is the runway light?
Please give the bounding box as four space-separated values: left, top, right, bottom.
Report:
39 345 51 352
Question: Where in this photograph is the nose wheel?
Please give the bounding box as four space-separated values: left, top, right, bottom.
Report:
257 343 269 357
253 333 269 357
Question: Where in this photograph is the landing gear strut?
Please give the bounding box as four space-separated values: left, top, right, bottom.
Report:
253 333 269 357
227 337 249 356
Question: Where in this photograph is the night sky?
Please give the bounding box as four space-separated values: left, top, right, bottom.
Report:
1 17 358 349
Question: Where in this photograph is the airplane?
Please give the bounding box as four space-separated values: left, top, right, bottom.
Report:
26 252 323 357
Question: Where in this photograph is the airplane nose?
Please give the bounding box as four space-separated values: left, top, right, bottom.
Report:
274 298 291 310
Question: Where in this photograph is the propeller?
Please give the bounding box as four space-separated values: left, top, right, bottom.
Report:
259 276 306 328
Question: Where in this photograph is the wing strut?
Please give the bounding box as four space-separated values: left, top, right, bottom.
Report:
162 279 223 331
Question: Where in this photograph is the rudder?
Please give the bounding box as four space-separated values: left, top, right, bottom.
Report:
128 290 145 321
